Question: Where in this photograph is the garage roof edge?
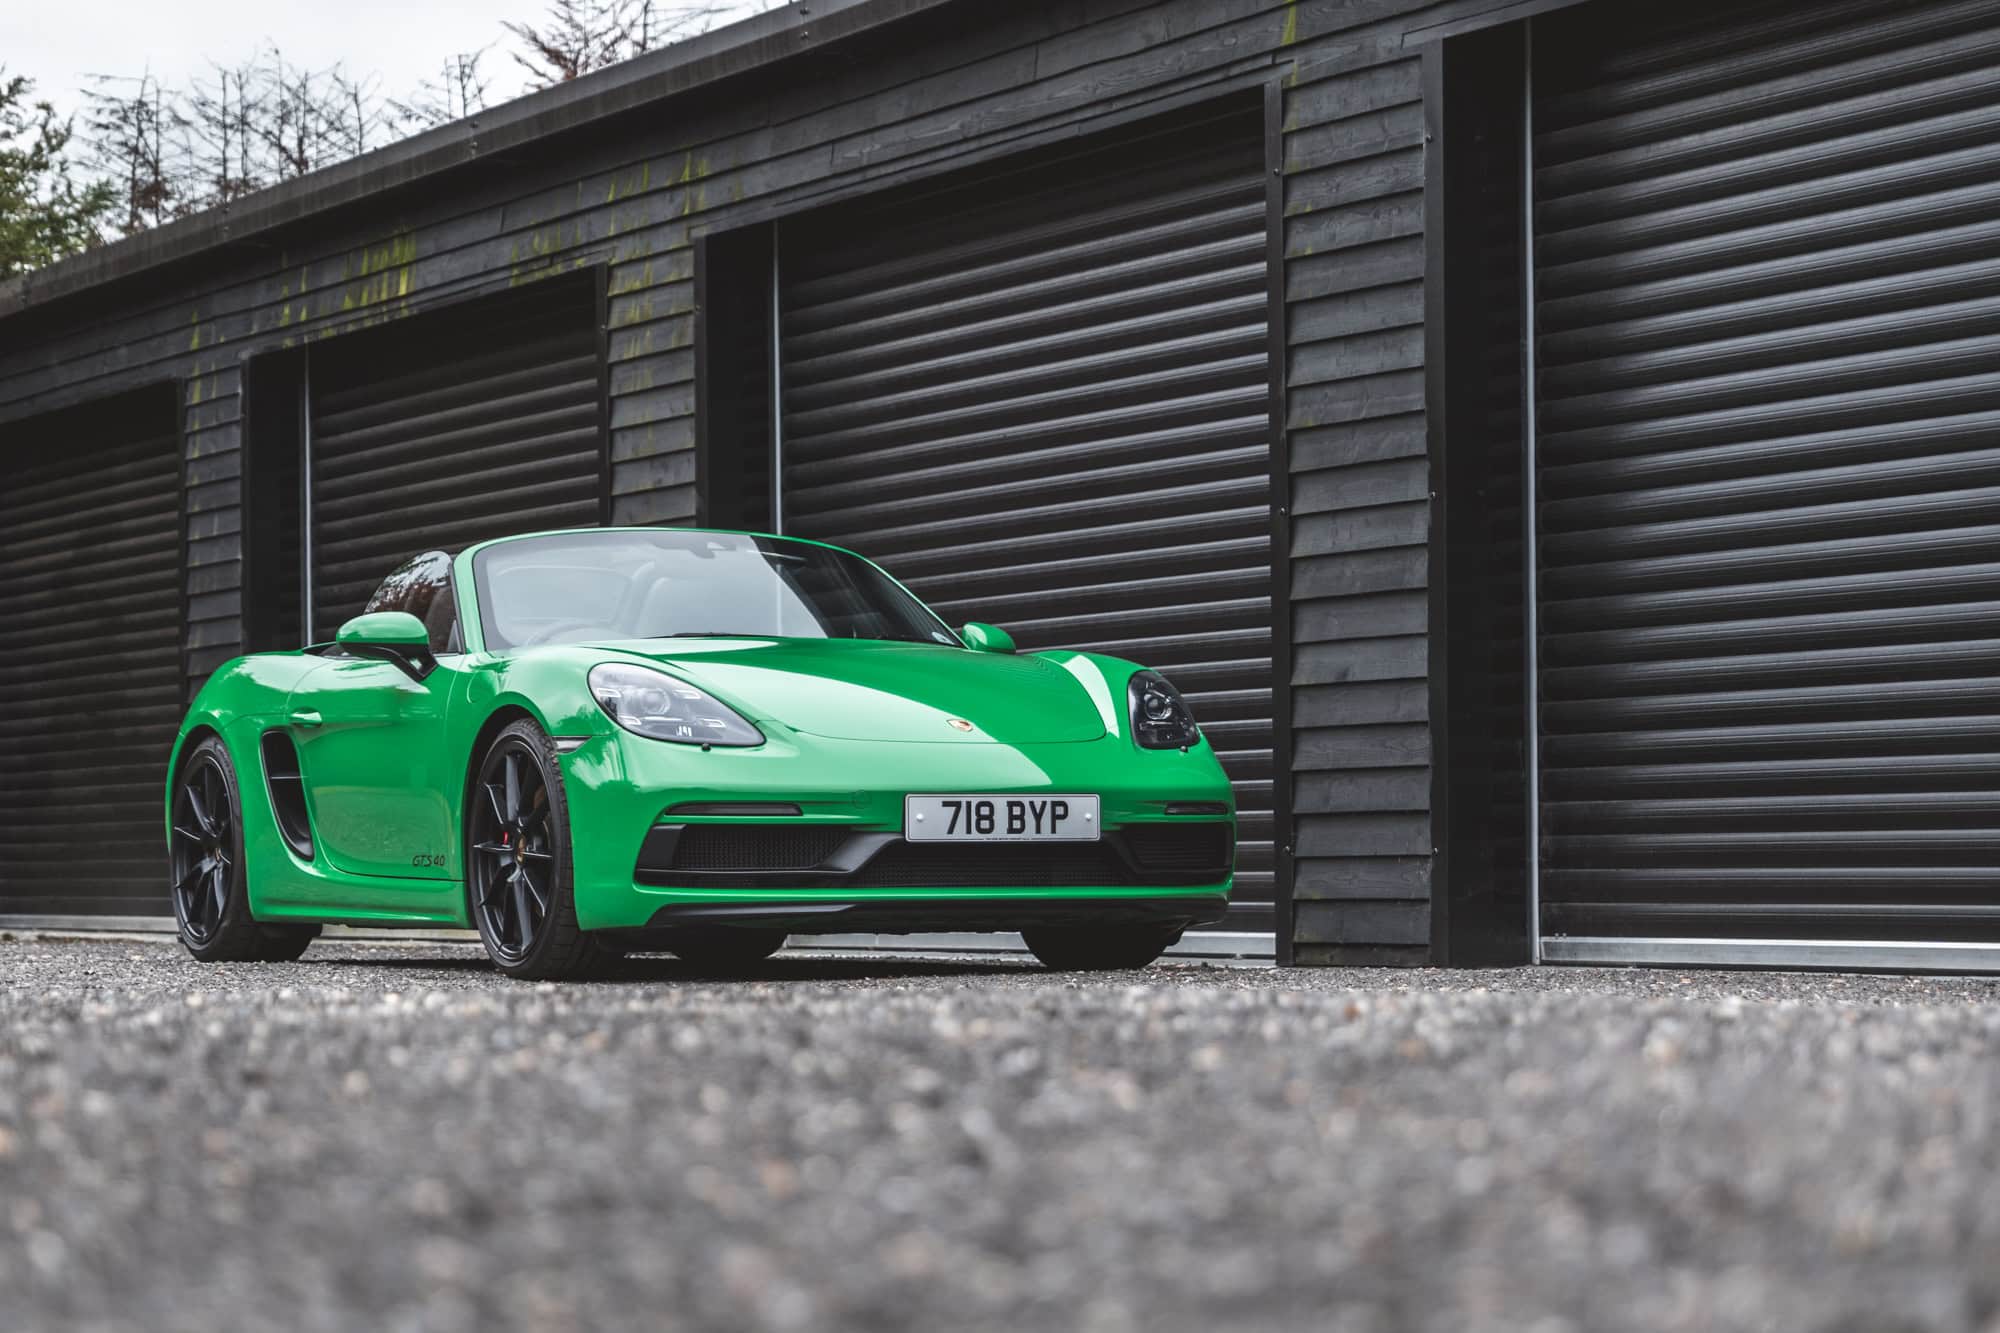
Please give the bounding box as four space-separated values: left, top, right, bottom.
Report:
0 0 958 322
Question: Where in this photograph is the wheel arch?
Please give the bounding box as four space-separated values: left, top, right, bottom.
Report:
458 703 545 848
167 652 313 826
164 722 227 831
170 722 225 772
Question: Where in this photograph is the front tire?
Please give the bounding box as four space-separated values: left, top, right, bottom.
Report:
659 926 787 969
466 719 619 980
1022 924 1181 971
170 738 320 963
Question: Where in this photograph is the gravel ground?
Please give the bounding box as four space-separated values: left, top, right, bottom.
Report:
6 935 2000 1333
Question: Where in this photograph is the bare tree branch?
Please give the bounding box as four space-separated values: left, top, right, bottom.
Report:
390 47 495 131
506 0 760 88
59 1 773 251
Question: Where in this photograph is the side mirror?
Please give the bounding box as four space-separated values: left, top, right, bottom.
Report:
336 611 437 682
961 622 1015 654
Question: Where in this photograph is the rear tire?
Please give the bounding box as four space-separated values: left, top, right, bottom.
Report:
659 927 788 969
1022 924 1181 971
466 718 620 981
172 738 319 963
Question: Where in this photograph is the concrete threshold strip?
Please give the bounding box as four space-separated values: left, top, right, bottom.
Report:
0 916 1275 967
1543 936 2000 974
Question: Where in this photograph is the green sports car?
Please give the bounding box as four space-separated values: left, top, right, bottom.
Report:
166 528 1236 978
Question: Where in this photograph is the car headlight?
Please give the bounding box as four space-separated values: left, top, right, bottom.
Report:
589 663 764 747
1128 670 1200 750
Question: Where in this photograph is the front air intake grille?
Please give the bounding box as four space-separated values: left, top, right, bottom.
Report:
855 843 1137 889
1122 822 1234 874
669 825 849 872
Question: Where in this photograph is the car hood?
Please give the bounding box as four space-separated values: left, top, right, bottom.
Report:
589 638 1111 744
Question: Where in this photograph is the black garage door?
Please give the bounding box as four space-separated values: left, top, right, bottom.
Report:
776 102 1278 934
308 279 605 637
1533 0 2000 954
0 387 183 916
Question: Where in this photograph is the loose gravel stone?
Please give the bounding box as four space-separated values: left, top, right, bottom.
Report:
4 935 2000 1332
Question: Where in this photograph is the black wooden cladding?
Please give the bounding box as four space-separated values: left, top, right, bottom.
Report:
777 101 1278 928
0 387 182 914
1534 0 2000 942
307 279 606 637
0 0 1467 957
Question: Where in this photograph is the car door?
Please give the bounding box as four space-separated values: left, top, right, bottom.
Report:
287 552 464 882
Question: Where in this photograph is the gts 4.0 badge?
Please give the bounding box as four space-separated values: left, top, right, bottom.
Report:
412 852 449 869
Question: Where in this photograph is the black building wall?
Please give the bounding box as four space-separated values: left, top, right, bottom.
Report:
0 0 1525 961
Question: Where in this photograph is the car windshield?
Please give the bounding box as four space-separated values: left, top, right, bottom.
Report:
471 530 962 651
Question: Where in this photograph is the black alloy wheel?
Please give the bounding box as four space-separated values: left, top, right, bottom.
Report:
467 719 615 980
170 737 318 963
470 736 557 965
171 750 234 947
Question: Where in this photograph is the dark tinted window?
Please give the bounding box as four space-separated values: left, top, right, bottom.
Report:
472 530 959 651
362 551 459 654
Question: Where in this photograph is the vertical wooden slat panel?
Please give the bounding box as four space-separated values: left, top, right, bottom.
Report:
1283 43 1432 961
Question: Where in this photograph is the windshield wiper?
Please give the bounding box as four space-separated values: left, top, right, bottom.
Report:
649 631 766 639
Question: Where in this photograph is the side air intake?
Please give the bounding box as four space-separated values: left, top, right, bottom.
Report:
259 732 316 860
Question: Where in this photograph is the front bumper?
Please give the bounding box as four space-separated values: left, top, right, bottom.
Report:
559 728 1236 931
603 893 1231 942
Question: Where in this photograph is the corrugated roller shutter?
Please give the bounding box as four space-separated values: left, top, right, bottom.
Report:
777 103 1276 929
1534 0 2000 942
309 280 603 636
0 389 183 916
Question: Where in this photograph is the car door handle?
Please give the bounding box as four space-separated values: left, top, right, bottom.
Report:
289 710 323 729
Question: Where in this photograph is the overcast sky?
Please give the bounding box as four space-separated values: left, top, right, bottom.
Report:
4 0 776 123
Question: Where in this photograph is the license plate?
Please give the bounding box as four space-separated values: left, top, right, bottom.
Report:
904 794 1099 842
